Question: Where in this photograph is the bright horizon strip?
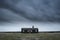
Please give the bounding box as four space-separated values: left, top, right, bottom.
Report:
0 22 60 32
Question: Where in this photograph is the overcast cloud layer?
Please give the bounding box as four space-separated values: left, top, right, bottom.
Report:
0 0 60 22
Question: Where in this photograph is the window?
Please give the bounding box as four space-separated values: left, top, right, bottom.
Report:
23 30 24 32
31 30 32 32
27 30 29 32
35 30 37 32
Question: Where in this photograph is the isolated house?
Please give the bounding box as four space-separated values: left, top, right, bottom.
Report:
21 26 38 33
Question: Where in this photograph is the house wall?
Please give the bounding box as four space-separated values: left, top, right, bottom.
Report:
21 29 38 33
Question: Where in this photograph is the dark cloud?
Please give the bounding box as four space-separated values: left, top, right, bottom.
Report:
0 0 60 22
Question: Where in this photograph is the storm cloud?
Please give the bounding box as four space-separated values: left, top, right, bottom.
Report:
0 0 60 22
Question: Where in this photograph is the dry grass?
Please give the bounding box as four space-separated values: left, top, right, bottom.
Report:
0 33 60 40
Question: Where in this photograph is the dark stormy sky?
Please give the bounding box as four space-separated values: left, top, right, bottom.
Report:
0 0 60 32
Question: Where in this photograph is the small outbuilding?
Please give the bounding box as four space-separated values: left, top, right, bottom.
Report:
21 26 39 33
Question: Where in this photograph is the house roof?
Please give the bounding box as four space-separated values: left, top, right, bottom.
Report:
21 28 38 30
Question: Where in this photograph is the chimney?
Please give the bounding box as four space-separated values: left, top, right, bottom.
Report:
32 25 34 28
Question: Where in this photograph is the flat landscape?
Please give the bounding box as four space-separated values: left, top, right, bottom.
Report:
0 32 60 40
